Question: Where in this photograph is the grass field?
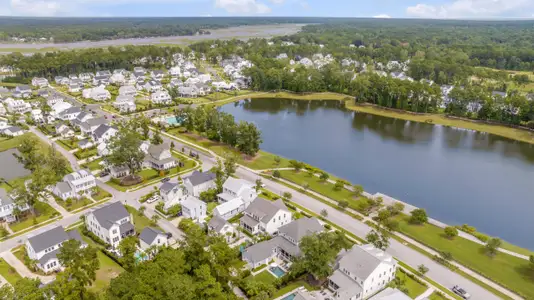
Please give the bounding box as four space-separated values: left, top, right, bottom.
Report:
92 186 112 201
90 251 124 291
82 158 104 171
428 292 448 300
394 215 534 299
125 205 161 233
272 280 317 298
57 197 92 212
0 258 22 285
9 202 60 232
397 269 428 298
0 133 46 152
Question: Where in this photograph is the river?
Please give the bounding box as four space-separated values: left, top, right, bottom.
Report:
219 98 534 250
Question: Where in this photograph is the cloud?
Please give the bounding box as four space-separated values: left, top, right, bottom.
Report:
373 14 391 18
215 0 271 14
406 0 534 18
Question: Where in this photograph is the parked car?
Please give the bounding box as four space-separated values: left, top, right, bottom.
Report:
452 286 471 299
146 195 160 204
99 171 109 178
161 177 170 183
166 233 172 239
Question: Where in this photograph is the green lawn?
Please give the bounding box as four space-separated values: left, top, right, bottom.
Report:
278 170 366 212
500 241 534 257
0 258 22 285
9 202 60 232
428 292 448 300
0 133 46 152
394 215 534 299
74 147 98 159
125 205 161 233
57 197 92 212
82 158 104 171
397 269 428 298
207 202 217 214
92 186 112 201
89 251 124 292
56 139 78 151
272 280 317 298
249 270 276 285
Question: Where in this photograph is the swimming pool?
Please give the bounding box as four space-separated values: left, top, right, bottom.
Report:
134 251 148 263
270 266 286 278
166 116 182 125
281 293 296 300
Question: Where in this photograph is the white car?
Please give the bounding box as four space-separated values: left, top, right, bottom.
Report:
146 195 160 204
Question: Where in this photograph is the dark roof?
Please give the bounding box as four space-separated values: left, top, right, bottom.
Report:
185 171 216 186
93 124 114 140
119 222 135 235
139 227 164 245
208 215 229 233
91 202 130 230
28 226 84 253
160 182 178 194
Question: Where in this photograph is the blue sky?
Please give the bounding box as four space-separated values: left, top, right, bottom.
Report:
1 0 533 18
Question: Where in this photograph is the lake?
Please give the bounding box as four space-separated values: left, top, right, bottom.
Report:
220 98 534 250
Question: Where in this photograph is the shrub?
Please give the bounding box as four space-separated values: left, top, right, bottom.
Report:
444 226 458 239
324 224 332 230
409 208 428 225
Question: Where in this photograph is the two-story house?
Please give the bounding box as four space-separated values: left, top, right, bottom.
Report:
213 177 258 220
25 226 86 273
0 188 30 223
159 182 187 210
58 107 81 121
143 144 177 170
114 95 136 113
181 195 207 223
92 124 118 144
328 244 397 300
31 77 49 88
14 85 32 98
55 123 75 138
5 98 31 114
150 90 172 105
53 169 96 200
118 85 137 97
85 202 135 248
240 198 292 235
79 117 108 135
183 171 216 197
242 217 323 268
139 227 168 253
208 215 237 243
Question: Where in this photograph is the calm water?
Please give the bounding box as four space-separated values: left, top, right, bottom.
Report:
220 98 534 250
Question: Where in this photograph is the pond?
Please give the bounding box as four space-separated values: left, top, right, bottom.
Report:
219 98 534 250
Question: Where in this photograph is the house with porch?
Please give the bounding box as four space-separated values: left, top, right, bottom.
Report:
14 85 32 98
327 244 397 300
159 182 187 210
139 227 168 252
150 90 172 105
240 198 292 235
208 215 238 243
25 226 86 273
114 95 136 113
119 85 137 97
52 169 96 200
0 188 30 223
5 98 31 114
241 217 323 268
143 144 177 171
85 202 135 248
92 124 118 144
80 117 108 135
32 77 49 88
183 171 216 197
181 195 207 223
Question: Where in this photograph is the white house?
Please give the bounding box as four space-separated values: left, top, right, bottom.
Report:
110 73 126 85
68 83 82 93
55 123 75 138
58 107 81 121
52 169 96 200
114 95 136 113
240 198 292 235
183 171 216 197
31 77 49 88
181 195 207 223
83 86 111 101
0 188 30 223
208 215 237 243
2 126 24 137
31 109 44 123
150 90 172 105
143 80 163 92
14 85 32 98
159 182 187 210
118 85 137 97
46 95 63 106
213 198 245 220
169 67 181 77
80 117 108 135
328 244 397 300
5 98 31 114
242 217 323 268
92 124 118 144
25 226 86 273
143 144 177 170
217 177 258 206
178 86 198 98
85 202 135 248
139 227 168 252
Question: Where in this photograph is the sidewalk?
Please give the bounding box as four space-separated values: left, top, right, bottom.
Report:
0 252 55 284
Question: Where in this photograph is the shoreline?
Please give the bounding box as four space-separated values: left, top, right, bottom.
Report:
224 91 534 145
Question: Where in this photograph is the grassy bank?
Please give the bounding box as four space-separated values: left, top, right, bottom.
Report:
394 215 534 299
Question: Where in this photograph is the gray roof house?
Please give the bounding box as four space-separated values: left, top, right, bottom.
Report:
0 188 30 223
80 117 108 134
85 202 135 248
240 198 291 235
143 144 177 171
242 217 323 268
139 227 168 252
25 226 86 273
183 170 216 197
92 124 118 144
208 215 237 243
328 244 397 300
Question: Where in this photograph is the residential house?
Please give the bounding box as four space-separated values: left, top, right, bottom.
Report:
92 124 118 144
55 124 75 138
79 73 92 82
150 70 165 81
78 139 94 150
0 104 6 116
139 227 168 252
213 178 258 220
183 171 216 197
68 83 82 93
181 195 207 223
32 77 49 88
25 226 86 273
85 202 135 248
169 78 183 89
242 217 323 268
178 86 199 98
50 101 72 119
113 69 127 75
159 182 187 210
31 109 44 123
169 67 181 77
143 144 177 170
53 169 96 200
151 90 172 105
55 76 70 85
185 77 200 86
37 89 49 98
92 76 110 86
299 58 314 68
70 111 92 127
58 107 81 121
328 244 397 300
114 95 136 113
5 98 31 114
118 85 137 97
2 126 24 137
96 70 112 77
46 94 63 106
80 117 108 135
83 86 111 101
143 80 163 92
0 188 30 223
110 73 126 85
240 198 292 235
195 83 211 96
208 215 237 243
276 53 288 59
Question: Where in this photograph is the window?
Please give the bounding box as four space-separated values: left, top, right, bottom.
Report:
112 229 117 234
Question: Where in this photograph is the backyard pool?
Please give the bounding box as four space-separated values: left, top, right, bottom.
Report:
134 251 148 263
280 293 296 300
166 116 182 125
270 266 286 278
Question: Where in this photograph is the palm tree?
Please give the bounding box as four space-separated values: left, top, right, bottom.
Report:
139 206 146 216
151 214 160 225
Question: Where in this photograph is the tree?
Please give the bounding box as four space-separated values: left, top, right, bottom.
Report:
274 156 281 165
409 208 428 225
236 121 262 156
167 204 182 216
293 231 350 280
0 278 45 300
485 238 502 257
334 180 344 191
151 214 160 224
440 251 453 261
352 184 363 197
418 264 429 275
139 205 146 216
282 191 292 200
444 226 458 239
223 154 237 178
118 236 139 271
338 200 349 210
320 209 328 218
289 160 304 172
529 255 534 271
388 202 405 216
14 135 42 171
319 172 329 181
302 182 309 191
107 127 145 179
255 178 263 192
151 129 163 145
272 170 281 178
170 141 175 150
366 229 390 250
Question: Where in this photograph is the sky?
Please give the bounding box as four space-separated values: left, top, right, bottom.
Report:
1 0 534 19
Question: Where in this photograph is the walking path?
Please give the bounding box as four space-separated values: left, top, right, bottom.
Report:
0 252 55 284
415 287 435 300
45 196 71 218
